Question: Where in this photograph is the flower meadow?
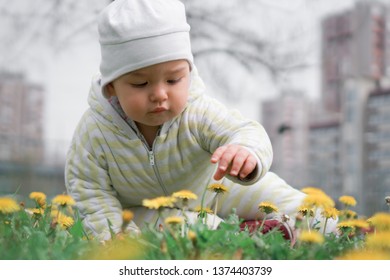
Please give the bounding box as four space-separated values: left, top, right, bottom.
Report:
1 185 390 260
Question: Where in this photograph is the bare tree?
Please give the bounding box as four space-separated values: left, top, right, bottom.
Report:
1 0 318 99
0 0 108 68
185 1 309 75
182 0 317 99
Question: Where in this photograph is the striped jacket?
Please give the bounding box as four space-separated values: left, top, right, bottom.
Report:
65 68 306 240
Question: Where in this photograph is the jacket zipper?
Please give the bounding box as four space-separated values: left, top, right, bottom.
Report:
148 150 155 166
138 131 168 196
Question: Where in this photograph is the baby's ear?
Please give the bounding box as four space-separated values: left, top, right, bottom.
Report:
105 83 116 97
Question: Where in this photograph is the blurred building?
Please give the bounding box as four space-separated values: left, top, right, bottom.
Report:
321 1 387 113
0 71 44 163
364 88 390 214
262 90 309 189
0 71 66 198
340 78 375 214
261 1 390 215
314 1 389 214
307 116 342 200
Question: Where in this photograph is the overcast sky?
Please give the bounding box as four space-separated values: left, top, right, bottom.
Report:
4 0 359 159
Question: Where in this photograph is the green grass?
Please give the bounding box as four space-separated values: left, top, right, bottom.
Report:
0 191 389 260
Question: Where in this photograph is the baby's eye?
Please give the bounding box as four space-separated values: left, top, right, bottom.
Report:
130 82 148 88
167 78 182 84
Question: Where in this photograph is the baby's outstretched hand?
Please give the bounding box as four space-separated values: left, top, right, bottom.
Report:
211 144 257 181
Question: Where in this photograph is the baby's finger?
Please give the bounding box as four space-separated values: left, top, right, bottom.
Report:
211 146 228 164
213 166 228 181
238 156 257 179
229 150 249 177
215 145 239 175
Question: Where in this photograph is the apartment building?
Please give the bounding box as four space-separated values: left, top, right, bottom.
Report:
261 90 309 189
321 1 387 113
364 88 390 215
0 71 44 163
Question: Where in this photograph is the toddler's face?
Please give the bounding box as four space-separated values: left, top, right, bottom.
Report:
106 60 190 128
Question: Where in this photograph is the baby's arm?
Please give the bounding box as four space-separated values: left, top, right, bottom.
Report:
193 95 272 184
65 114 138 240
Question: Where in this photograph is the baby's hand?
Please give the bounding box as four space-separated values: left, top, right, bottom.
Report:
211 144 257 181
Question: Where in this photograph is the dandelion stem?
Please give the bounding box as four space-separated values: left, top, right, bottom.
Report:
199 184 208 224
259 217 266 233
213 195 219 229
181 222 185 238
180 206 187 238
154 209 162 229
306 215 311 233
323 218 328 235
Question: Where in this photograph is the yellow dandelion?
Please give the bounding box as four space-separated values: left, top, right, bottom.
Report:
52 194 75 207
337 220 355 232
258 201 278 214
301 186 327 195
321 207 339 220
29 192 47 208
142 198 158 209
122 210 134 223
365 232 390 250
338 195 357 207
0 197 20 214
172 190 198 200
51 209 59 217
55 212 74 230
297 205 314 217
29 192 46 201
349 219 371 230
121 209 134 233
207 184 228 227
187 230 197 241
298 230 324 244
321 207 339 234
164 216 184 225
142 196 176 210
86 238 144 260
26 208 45 216
194 205 214 214
303 193 335 208
339 209 358 219
336 219 369 234
207 183 228 194
367 212 390 231
337 249 390 260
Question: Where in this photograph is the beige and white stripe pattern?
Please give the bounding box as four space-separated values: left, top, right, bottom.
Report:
65 68 305 240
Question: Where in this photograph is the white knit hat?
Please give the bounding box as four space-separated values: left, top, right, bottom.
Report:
98 0 194 93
